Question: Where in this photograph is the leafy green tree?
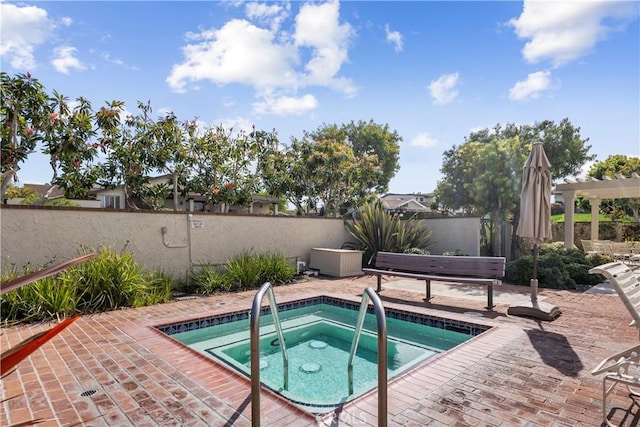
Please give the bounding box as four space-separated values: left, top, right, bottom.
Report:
0 72 49 198
42 92 102 199
343 120 401 194
188 125 263 212
258 136 316 215
98 101 167 209
435 119 594 256
262 120 398 216
304 137 364 217
588 155 640 221
147 113 191 211
305 120 401 197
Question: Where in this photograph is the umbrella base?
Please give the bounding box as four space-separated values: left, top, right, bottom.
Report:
508 300 562 321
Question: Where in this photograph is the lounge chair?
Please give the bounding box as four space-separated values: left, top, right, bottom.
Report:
589 262 640 426
581 239 596 254
611 242 632 264
591 344 640 427
592 240 613 257
589 261 640 339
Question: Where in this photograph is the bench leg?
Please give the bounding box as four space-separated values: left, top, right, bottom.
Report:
487 284 494 310
424 279 431 301
376 275 382 293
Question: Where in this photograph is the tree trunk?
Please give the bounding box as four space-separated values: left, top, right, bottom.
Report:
172 172 179 212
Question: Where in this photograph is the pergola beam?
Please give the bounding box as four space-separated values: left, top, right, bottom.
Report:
555 176 640 247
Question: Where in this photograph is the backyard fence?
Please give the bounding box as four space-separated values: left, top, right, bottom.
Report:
1 206 481 281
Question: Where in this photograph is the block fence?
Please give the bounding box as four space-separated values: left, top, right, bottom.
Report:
0 206 481 281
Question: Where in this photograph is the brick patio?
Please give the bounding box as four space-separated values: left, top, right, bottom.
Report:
1 275 638 426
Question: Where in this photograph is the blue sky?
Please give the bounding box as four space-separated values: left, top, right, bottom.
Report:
2 0 639 194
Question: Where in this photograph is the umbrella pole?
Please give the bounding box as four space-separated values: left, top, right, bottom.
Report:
531 243 538 302
509 241 559 320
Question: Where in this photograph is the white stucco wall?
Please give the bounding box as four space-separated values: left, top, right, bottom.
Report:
0 207 481 281
0 207 350 281
422 217 481 256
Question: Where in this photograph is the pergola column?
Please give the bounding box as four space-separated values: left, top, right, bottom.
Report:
563 190 576 249
590 198 601 240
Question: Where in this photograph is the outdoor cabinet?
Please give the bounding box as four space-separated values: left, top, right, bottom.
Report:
309 248 364 278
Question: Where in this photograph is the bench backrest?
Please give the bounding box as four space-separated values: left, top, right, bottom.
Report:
589 261 640 330
375 252 506 279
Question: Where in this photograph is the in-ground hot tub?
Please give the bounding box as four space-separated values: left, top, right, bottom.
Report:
157 296 490 414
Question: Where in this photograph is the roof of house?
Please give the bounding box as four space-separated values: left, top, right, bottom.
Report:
381 192 434 199
23 184 65 199
381 198 429 211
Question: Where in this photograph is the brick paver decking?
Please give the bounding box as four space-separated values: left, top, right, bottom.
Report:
1 275 637 426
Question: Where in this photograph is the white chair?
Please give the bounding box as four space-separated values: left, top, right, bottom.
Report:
592 240 613 256
591 344 640 427
589 262 640 426
581 239 596 254
589 262 640 338
611 242 632 263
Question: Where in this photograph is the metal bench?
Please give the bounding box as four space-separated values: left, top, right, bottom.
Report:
362 252 506 310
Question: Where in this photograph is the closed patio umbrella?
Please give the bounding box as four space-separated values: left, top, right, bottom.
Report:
508 143 561 321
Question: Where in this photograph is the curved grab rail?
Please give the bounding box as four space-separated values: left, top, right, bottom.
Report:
250 282 288 425
347 287 388 425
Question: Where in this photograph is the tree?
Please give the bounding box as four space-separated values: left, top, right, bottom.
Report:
588 155 640 221
435 119 594 257
188 125 264 212
0 73 49 198
42 92 102 199
258 136 316 215
343 120 401 194
98 101 167 209
262 121 398 216
305 120 401 196
147 113 190 211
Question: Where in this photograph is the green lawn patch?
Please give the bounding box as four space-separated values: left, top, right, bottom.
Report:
551 213 635 223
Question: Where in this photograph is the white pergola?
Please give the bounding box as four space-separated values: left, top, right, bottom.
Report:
555 173 640 248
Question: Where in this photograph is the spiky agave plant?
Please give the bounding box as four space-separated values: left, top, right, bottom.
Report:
344 200 432 266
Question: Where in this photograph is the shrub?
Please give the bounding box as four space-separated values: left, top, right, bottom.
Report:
621 223 640 241
344 200 433 266
442 249 468 256
190 251 296 294
135 271 174 306
403 247 430 255
506 244 607 289
256 251 296 285
191 267 231 294
1 247 174 323
224 251 263 291
67 247 150 312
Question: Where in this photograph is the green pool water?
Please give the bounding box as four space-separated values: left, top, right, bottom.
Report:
168 301 479 414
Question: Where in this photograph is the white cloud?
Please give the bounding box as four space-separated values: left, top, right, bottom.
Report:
253 94 318 115
0 2 54 70
509 0 638 67
102 52 124 66
509 70 552 102
167 19 298 94
411 133 439 148
385 24 403 53
294 0 356 94
51 46 86 74
245 2 290 31
428 72 460 105
167 0 356 114
61 16 73 27
215 116 255 134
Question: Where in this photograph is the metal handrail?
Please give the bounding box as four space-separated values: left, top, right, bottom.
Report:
250 282 289 426
347 287 388 425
